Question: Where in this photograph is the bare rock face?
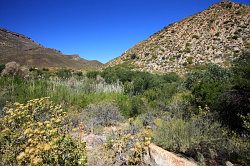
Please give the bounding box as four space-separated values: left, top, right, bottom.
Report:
1 61 29 78
70 54 81 61
144 143 197 166
108 2 250 74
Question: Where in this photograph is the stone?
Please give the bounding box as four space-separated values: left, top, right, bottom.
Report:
1 61 29 78
225 161 233 166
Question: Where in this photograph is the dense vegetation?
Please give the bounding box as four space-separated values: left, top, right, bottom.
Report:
0 52 249 165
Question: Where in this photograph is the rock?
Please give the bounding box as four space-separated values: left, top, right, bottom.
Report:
1 61 29 78
144 143 197 166
225 161 233 166
83 134 106 148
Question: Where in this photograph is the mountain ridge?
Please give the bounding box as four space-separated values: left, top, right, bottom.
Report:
107 1 250 74
0 28 102 70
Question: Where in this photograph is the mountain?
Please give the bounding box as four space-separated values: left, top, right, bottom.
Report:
108 2 250 74
0 28 102 70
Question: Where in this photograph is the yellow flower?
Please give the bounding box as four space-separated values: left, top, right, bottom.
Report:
29 148 35 154
37 122 43 126
55 118 61 123
24 128 32 134
135 142 141 149
16 152 25 161
44 121 50 124
43 143 51 151
72 128 78 132
32 157 43 164
34 129 39 133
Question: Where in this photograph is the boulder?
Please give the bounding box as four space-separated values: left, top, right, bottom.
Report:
1 61 29 78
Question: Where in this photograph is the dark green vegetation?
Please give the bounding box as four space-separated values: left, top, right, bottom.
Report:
0 52 249 165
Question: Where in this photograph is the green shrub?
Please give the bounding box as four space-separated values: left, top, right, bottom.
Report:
130 54 137 60
86 70 99 79
187 57 193 64
74 71 83 77
185 64 232 108
0 64 5 73
162 72 181 83
217 89 250 131
153 108 249 164
244 41 250 49
56 68 72 78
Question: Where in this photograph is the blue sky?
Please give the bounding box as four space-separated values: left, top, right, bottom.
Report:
0 0 249 63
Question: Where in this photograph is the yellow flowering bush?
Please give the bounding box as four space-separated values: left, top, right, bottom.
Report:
104 125 152 165
0 97 87 166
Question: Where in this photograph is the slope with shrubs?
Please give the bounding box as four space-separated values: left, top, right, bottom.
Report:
108 2 250 74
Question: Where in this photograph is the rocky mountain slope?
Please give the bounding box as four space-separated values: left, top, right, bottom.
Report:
0 28 102 70
108 2 250 74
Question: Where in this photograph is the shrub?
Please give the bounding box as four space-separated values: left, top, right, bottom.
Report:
130 96 145 117
153 108 249 165
74 71 83 77
187 57 193 64
244 40 250 49
0 97 87 165
217 89 250 131
130 54 137 60
162 72 181 83
104 125 152 165
56 68 72 78
231 51 250 89
86 70 99 79
185 64 232 108
166 91 194 118
84 102 123 127
0 64 5 73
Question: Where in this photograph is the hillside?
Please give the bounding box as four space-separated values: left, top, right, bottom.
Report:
0 28 102 70
108 2 250 74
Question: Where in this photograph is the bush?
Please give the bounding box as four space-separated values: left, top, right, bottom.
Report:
0 98 87 165
187 57 193 64
231 51 250 89
217 89 250 131
84 102 123 127
86 70 99 79
130 54 137 60
0 64 5 73
185 64 232 108
56 68 72 78
130 96 145 117
162 72 181 83
153 108 249 165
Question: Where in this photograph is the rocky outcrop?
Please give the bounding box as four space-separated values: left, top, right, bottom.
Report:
1 61 29 78
144 144 197 166
108 2 250 74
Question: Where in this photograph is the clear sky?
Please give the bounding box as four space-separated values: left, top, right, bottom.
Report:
0 0 249 63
